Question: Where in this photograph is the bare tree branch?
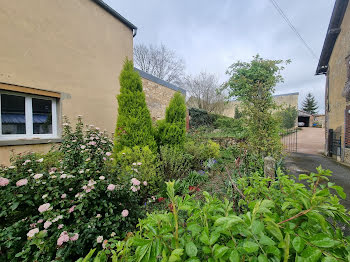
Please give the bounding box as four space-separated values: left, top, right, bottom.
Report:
185 71 225 114
134 43 185 86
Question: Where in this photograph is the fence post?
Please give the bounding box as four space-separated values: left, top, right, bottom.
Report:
264 156 276 180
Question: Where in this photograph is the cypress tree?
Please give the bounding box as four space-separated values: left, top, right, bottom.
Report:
302 93 318 115
114 59 156 152
156 92 187 147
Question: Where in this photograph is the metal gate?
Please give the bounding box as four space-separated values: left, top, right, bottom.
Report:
328 129 341 157
281 128 298 153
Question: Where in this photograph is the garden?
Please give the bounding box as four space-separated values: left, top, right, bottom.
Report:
1 57 349 261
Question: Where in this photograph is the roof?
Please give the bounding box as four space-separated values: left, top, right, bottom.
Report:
273 92 299 97
316 0 349 75
91 0 137 32
134 68 186 95
298 110 313 117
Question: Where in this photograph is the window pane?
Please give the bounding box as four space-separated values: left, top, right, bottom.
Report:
33 98 52 134
1 94 26 134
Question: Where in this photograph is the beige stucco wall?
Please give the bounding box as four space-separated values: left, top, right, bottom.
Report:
0 0 133 165
222 93 299 118
327 3 350 160
142 77 178 121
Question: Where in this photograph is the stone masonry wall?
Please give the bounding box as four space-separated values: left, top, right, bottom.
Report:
141 77 178 121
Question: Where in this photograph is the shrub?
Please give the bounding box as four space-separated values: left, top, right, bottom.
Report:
184 139 220 169
114 59 156 153
115 146 159 196
277 105 298 129
156 93 186 148
158 146 193 181
188 107 219 129
174 170 209 195
0 120 144 261
81 167 350 261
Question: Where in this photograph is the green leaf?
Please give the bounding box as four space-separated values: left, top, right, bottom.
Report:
292 236 305 253
187 224 201 236
251 220 264 235
186 258 200 262
300 247 322 261
199 231 210 245
243 241 259 253
258 254 268 262
266 221 283 242
169 249 184 262
82 249 96 262
10 202 19 211
229 250 240 262
202 246 211 254
330 185 346 199
310 234 340 248
259 234 275 246
322 257 338 262
185 242 197 258
283 233 290 262
209 232 220 245
214 246 229 259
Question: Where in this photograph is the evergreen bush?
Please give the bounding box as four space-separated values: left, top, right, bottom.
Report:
156 92 186 148
114 59 156 153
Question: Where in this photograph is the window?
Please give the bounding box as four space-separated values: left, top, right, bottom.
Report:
0 91 58 140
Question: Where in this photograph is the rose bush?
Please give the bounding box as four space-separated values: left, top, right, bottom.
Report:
0 118 145 261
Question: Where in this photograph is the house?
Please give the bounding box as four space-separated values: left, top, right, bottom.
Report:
222 92 299 118
316 0 350 163
0 0 185 165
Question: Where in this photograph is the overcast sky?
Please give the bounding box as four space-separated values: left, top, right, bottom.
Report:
105 0 335 114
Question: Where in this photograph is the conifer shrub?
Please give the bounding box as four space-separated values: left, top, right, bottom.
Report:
114 59 156 153
156 92 186 148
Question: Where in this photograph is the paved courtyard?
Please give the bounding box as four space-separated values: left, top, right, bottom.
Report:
284 127 350 216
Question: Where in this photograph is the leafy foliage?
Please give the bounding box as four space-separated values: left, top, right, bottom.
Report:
223 55 289 158
184 139 220 169
116 146 159 197
302 93 319 115
114 59 156 153
158 145 193 181
277 106 298 129
0 119 144 261
156 92 186 148
81 167 350 261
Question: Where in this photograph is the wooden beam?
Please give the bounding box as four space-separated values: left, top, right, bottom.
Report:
0 82 60 98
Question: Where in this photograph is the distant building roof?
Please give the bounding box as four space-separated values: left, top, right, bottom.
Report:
273 92 299 97
91 0 137 32
316 0 349 75
135 68 186 95
298 110 313 117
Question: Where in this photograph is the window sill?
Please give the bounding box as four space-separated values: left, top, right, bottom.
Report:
0 138 62 147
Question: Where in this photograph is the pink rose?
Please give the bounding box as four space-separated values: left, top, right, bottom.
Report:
130 186 138 192
106 152 112 156
58 224 64 229
0 177 10 186
97 236 103 243
61 193 67 199
143 181 148 186
16 178 28 187
44 221 52 229
57 231 70 246
121 209 129 217
107 184 116 191
70 233 79 241
27 228 39 238
68 205 76 213
38 203 51 213
37 219 43 223
131 178 140 186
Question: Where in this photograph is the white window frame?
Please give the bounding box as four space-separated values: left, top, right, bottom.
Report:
0 90 59 140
